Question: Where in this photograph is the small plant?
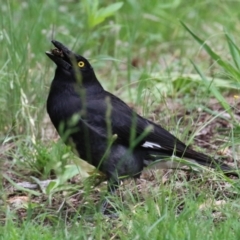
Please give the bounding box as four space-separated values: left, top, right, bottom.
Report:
82 0 123 29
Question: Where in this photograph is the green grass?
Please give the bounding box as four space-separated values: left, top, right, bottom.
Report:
1 0 240 239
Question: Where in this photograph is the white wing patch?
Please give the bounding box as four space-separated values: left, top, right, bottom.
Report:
142 141 161 149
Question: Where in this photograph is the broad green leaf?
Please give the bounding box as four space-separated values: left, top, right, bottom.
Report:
58 164 90 184
46 180 59 195
88 2 123 28
97 2 123 19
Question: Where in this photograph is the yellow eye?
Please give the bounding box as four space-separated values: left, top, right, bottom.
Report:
78 61 85 68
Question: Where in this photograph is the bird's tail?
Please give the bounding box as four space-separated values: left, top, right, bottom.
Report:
145 148 239 177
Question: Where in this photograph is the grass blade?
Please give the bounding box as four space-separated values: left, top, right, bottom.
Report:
181 21 240 79
191 60 233 118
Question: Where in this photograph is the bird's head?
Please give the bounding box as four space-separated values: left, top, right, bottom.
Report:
46 40 95 84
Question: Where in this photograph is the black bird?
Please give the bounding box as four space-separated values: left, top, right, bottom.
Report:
46 40 237 193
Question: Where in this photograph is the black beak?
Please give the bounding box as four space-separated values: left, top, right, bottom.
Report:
46 40 73 70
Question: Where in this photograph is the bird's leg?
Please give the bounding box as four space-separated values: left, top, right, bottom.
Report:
100 180 119 217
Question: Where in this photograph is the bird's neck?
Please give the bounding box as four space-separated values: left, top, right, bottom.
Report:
81 69 104 93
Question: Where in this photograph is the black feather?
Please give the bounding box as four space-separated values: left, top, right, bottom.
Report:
46 40 238 193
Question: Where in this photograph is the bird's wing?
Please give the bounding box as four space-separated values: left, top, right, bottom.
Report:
85 93 220 165
85 94 188 154
83 94 234 171
109 107 224 166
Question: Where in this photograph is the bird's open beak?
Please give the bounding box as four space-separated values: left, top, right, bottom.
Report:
46 40 73 70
